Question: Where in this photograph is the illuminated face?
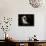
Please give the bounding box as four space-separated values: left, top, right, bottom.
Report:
29 0 42 8
22 16 28 24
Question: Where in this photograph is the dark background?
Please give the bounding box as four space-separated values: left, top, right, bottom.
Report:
18 14 34 26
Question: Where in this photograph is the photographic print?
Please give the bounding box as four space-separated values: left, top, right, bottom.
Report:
18 14 34 26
